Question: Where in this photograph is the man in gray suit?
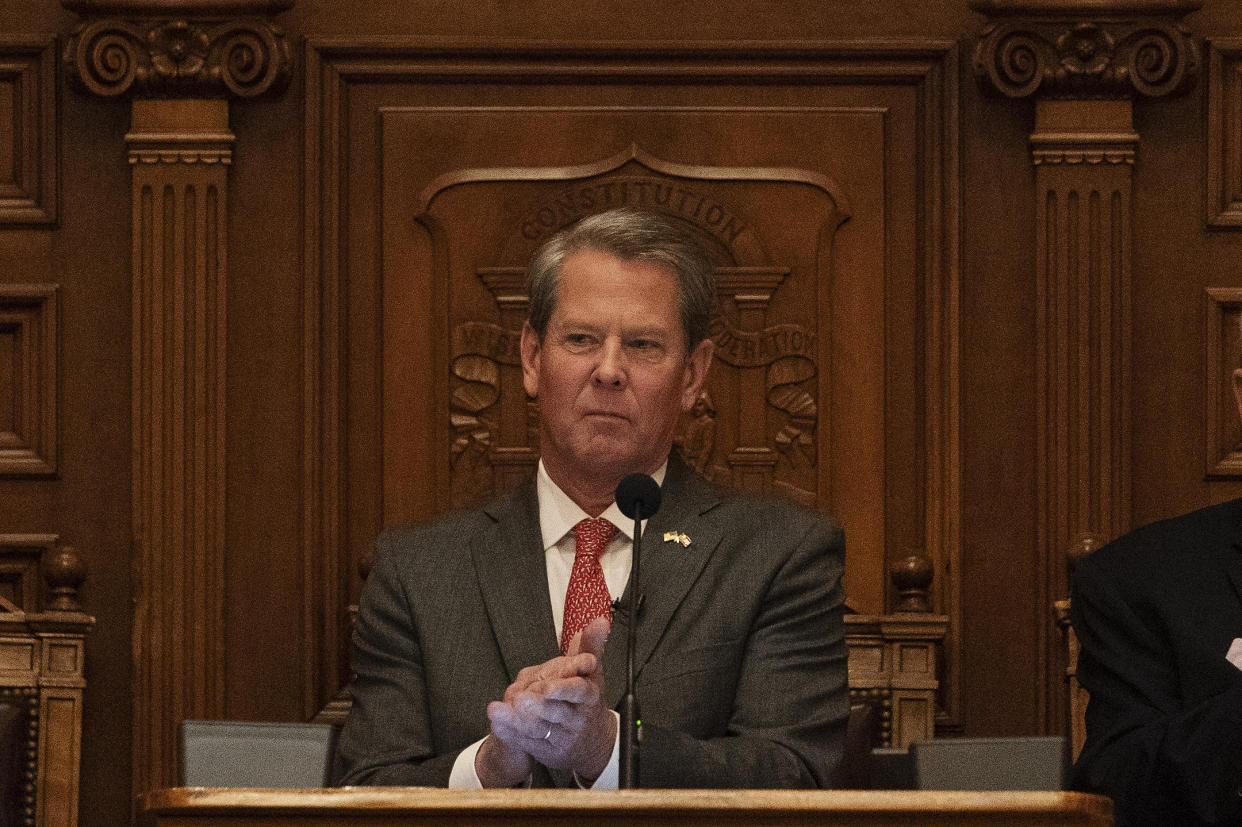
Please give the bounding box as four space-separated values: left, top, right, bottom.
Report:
333 207 848 788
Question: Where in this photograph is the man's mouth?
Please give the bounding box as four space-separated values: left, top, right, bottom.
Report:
583 410 627 421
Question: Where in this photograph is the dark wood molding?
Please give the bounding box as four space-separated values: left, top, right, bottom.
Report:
1205 287 1242 477
0 38 57 225
1207 39 1242 227
0 284 59 477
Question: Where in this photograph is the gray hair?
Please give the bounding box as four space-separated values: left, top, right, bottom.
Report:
525 207 716 350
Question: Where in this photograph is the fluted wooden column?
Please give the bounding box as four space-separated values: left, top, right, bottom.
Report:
1032 97 1136 730
972 0 1199 733
61 0 292 798
128 97 232 793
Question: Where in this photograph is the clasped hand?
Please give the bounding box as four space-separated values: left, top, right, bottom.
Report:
476 615 617 787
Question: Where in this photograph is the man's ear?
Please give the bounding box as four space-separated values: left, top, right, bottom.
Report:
520 321 541 398
680 338 715 411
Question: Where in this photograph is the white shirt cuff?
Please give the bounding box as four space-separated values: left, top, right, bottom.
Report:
448 738 487 788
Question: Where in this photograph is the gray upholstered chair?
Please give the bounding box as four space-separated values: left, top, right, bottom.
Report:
909 736 1067 791
180 720 338 787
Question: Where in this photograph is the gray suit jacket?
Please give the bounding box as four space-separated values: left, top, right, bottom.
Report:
332 457 849 788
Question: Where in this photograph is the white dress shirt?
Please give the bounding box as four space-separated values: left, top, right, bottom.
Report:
448 460 663 788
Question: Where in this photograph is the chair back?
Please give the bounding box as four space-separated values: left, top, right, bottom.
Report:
831 702 879 788
868 747 915 789
910 736 1067 790
181 720 338 787
0 703 25 827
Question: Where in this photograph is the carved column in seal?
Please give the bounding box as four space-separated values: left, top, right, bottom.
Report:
60 0 294 800
972 0 1200 734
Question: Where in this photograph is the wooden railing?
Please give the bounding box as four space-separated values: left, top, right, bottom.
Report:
0 536 93 827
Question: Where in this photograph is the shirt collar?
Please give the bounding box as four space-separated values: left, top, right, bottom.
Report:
536 459 667 551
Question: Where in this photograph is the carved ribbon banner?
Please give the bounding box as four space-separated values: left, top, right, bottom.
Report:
452 321 522 367
518 176 751 251
767 356 817 465
709 316 818 464
447 320 524 466
708 317 816 368
449 322 518 466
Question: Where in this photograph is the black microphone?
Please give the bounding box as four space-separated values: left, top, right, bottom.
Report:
610 594 645 617
615 473 660 789
616 473 661 521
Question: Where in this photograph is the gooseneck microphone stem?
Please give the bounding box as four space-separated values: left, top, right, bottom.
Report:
615 473 661 790
620 507 641 789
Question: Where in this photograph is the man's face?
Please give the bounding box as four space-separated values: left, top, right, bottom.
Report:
521 249 713 492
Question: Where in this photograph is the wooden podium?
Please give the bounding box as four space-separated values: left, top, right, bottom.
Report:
138 788 1112 827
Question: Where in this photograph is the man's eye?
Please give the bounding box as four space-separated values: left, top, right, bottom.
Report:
630 339 661 351
565 333 594 346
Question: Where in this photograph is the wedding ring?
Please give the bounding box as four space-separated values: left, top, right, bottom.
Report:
544 728 552 740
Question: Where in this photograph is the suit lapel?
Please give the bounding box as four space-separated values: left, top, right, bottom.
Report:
1226 500 1242 611
471 479 561 681
604 458 723 708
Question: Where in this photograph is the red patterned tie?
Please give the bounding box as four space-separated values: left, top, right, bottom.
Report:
561 517 619 654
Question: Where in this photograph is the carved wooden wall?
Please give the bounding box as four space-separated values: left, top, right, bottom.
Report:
971 0 1202 735
305 39 963 731
3 0 1242 822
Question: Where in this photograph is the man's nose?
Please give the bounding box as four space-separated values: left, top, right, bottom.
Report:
592 339 627 387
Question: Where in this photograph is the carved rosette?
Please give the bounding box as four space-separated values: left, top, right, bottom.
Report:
974 18 1198 99
63 15 290 98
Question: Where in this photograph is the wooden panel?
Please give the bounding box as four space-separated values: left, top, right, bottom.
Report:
0 285 57 476
845 613 947 748
0 533 53 610
1205 287 1242 476
0 638 35 674
1207 39 1242 227
0 38 55 225
306 39 963 726
381 114 863 568
38 693 82 827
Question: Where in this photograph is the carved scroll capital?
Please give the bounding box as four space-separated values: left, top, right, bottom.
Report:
971 3 1200 100
62 13 291 99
